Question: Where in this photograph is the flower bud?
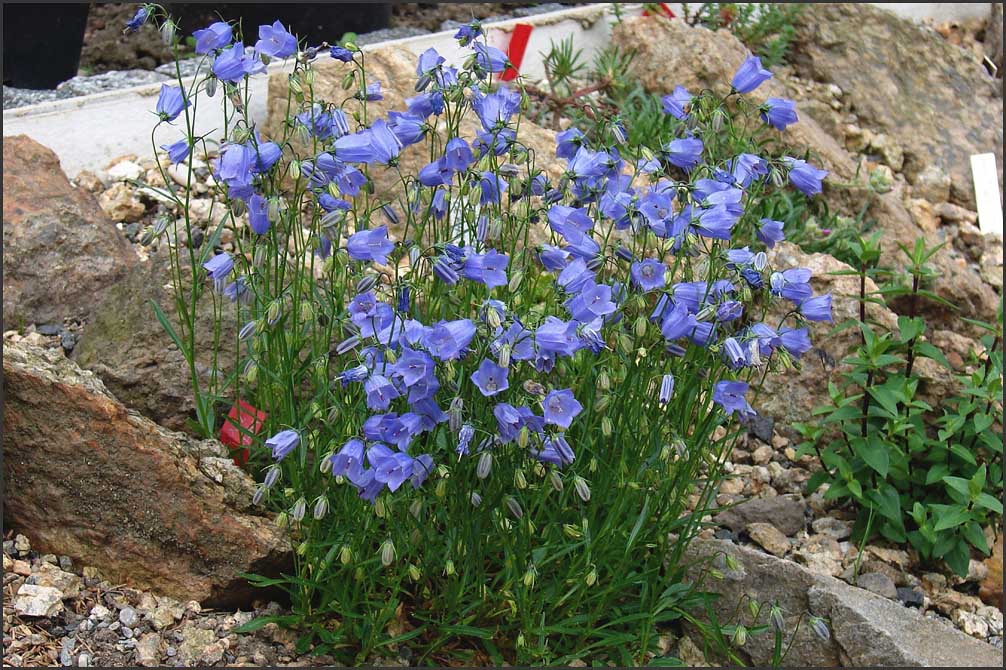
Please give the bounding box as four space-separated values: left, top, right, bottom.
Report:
470 491 482 507
303 68 316 86
573 475 591 502
769 605 785 632
476 451 493 479
724 553 741 572
601 416 613 437
252 485 266 506
589 457 598 473
205 77 218 98
380 538 395 567
563 524 582 540
595 395 610 413
444 559 455 576
504 496 523 519
341 71 356 90
291 497 307 522
597 370 610 391
517 426 529 449
313 496 329 520
340 545 353 565
436 480 448 498
263 465 281 489
409 499 422 520
274 511 289 529
408 564 421 581
515 469 527 490
296 540 308 555
266 299 282 325
448 397 463 432
498 343 511 368
732 624 747 647
585 566 598 586
375 497 387 518
522 564 537 588
810 617 830 642
549 470 564 492
508 269 524 293
634 315 648 338
160 19 177 46
618 333 634 354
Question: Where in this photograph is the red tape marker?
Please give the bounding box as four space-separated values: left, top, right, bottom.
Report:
500 23 533 82
220 400 267 466
642 3 676 19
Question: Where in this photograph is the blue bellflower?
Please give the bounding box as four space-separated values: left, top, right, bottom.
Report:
155 84 188 122
761 98 798 130
731 55 773 93
256 21 298 59
193 21 232 53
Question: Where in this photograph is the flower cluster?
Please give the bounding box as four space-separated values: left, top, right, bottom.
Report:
139 9 834 662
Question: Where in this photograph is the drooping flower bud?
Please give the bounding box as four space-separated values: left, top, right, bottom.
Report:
380 538 395 567
290 497 307 522
573 475 591 502
313 496 329 520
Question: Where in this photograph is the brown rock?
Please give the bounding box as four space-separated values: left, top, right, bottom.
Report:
980 533 1004 610
746 522 791 557
98 182 146 223
2 135 137 327
791 4 1003 208
2 340 290 607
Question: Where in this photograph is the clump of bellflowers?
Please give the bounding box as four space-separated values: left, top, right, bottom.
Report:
136 8 831 664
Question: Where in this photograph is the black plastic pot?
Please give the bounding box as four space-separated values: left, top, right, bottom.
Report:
3 3 90 89
166 3 392 47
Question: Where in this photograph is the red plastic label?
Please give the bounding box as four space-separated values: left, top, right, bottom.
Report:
220 400 267 466
500 23 533 82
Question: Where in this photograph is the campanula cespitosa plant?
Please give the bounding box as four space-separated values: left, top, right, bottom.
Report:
132 5 832 663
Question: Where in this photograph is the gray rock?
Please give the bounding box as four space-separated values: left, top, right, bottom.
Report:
897 586 925 608
747 413 774 443
714 495 807 536
856 572 898 600
686 538 1004 666
119 607 140 628
73 256 237 433
13 584 64 617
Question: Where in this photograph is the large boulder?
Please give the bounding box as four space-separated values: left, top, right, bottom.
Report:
685 538 1004 666
2 135 137 328
2 340 289 607
73 256 237 433
791 4 1003 208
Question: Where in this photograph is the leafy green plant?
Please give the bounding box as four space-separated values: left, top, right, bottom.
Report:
796 237 1003 576
681 3 806 67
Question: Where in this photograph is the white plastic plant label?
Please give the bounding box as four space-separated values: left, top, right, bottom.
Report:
970 153 1003 236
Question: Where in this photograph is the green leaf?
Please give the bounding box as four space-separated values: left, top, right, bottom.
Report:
854 437 890 478
869 386 901 418
975 493 1004 514
913 341 950 368
898 316 925 343
950 444 978 466
925 464 950 486
963 522 991 555
944 541 971 577
933 507 971 532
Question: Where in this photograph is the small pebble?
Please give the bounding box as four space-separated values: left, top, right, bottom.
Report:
78 653 91 667
119 607 140 627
